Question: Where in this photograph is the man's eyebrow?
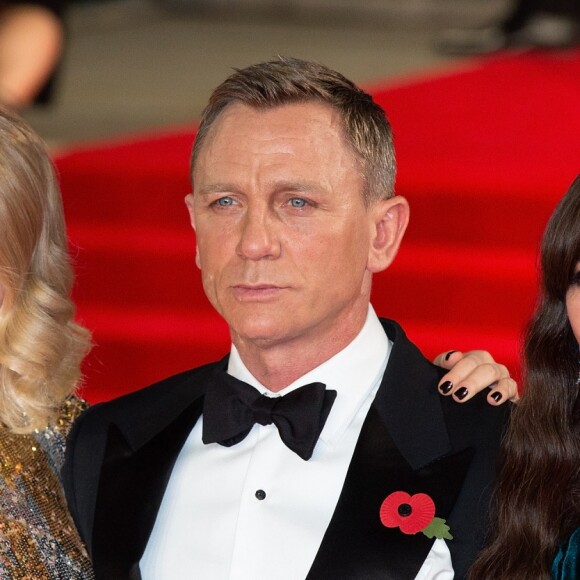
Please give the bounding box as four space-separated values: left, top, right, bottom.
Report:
196 181 326 196
271 180 325 194
195 183 239 196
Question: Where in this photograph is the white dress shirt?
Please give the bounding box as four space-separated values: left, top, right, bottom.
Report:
141 306 453 579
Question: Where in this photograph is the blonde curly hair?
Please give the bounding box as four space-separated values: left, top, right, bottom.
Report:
0 107 91 433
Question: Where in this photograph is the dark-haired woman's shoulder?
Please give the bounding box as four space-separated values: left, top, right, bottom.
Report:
553 527 580 579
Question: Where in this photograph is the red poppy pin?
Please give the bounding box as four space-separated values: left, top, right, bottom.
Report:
379 491 453 540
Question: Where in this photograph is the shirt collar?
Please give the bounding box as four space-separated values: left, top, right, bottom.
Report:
227 305 391 447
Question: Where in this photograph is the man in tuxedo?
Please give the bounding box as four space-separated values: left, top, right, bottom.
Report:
63 57 509 579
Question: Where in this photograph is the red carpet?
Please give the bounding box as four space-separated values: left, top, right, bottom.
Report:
55 49 580 403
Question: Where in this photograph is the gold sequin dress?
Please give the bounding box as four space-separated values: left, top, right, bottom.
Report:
0 398 94 579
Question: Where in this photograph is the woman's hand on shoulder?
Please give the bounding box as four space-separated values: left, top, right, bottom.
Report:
433 350 519 405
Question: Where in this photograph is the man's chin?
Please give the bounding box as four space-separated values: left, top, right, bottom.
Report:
229 320 296 349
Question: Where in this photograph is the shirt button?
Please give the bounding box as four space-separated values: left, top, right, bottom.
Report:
255 489 266 501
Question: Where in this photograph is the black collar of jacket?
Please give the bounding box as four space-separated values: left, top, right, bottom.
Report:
376 318 451 469
109 318 450 470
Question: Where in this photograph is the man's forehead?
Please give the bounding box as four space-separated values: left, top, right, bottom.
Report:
192 101 348 172
210 101 341 135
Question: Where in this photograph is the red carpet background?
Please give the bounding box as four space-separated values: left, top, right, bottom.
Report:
55 49 580 403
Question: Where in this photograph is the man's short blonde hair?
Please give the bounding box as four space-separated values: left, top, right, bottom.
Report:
191 57 396 205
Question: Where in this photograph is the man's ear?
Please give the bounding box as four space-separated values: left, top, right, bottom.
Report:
367 195 409 273
184 193 201 269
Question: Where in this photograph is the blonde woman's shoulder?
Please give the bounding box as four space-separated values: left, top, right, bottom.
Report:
55 395 89 435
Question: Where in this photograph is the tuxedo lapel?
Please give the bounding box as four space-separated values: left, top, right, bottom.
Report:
307 406 472 579
374 319 451 470
307 320 474 579
86 362 229 580
91 398 204 579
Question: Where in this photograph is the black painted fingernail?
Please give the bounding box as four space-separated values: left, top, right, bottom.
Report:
455 387 469 400
444 350 457 361
490 392 503 403
439 381 453 394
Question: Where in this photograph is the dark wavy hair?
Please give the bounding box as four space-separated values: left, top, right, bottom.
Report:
470 175 580 579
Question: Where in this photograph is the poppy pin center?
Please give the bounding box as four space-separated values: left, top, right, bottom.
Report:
397 503 412 517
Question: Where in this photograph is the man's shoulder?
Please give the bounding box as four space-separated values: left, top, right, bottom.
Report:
377 316 448 396
104 361 218 407
380 316 507 407
377 316 508 446
75 359 224 433
439 384 510 446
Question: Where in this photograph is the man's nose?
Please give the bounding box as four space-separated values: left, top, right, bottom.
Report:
235 210 281 260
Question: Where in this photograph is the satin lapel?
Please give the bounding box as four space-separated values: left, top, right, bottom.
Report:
308 405 472 580
308 319 473 579
91 397 204 580
375 319 451 470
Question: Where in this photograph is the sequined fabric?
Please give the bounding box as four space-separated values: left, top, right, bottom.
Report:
0 397 94 579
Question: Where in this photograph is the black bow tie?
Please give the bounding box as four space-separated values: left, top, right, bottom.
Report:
202 371 337 460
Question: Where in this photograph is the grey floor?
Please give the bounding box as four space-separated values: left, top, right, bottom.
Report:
22 0 509 148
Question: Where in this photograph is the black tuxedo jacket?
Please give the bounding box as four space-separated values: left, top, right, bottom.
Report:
63 319 508 580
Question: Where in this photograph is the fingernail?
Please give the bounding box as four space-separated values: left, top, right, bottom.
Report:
444 350 457 361
490 391 503 403
455 387 468 400
439 380 453 394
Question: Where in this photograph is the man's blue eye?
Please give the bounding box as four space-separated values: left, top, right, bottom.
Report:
290 198 307 208
216 197 234 206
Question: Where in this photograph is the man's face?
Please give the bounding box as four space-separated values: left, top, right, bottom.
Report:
188 102 384 352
